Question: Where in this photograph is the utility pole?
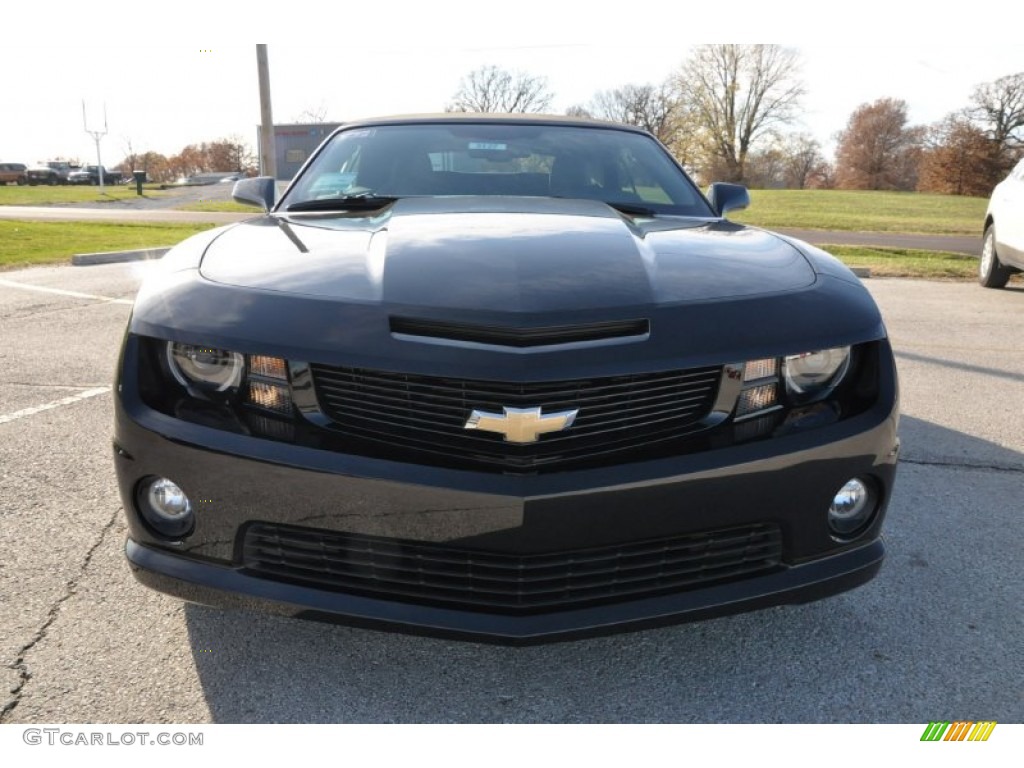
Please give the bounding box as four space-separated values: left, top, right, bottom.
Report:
256 45 276 179
83 101 108 194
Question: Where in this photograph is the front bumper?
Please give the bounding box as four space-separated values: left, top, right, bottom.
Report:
127 537 884 645
115 364 899 643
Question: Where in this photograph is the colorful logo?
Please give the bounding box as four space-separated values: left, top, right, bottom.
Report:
921 721 997 742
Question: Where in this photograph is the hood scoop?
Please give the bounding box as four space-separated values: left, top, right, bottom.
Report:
389 316 650 349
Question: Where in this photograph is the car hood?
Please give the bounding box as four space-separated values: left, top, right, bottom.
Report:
199 197 815 313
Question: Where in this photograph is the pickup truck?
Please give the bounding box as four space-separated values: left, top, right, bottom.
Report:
26 161 80 185
68 165 123 185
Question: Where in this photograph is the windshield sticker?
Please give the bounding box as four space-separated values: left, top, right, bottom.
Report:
309 172 357 197
468 142 507 151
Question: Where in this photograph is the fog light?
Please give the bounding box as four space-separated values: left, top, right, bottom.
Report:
828 478 875 537
137 477 194 538
148 478 190 517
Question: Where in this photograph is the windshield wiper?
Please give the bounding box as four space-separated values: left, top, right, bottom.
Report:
607 201 657 217
550 195 658 217
285 195 399 212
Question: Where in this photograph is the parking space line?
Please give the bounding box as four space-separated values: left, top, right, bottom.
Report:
0 387 111 426
0 278 134 305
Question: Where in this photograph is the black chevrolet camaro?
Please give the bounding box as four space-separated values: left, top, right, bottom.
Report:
114 115 899 644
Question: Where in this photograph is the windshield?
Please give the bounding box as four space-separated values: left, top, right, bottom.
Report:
280 122 714 217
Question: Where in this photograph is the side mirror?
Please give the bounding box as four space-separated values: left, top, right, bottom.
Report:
232 176 276 212
707 182 750 217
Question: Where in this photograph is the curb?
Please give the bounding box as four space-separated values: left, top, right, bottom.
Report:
72 247 171 266
850 267 872 278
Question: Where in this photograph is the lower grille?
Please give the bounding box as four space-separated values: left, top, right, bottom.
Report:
241 522 784 614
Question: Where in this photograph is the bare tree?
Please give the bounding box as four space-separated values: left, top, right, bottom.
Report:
589 83 679 140
780 133 826 190
970 72 1024 147
968 72 1024 171
446 65 553 113
744 135 824 189
743 145 787 188
294 103 330 123
564 104 593 118
580 81 702 171
834 98 924 191
660 106 705 174
672 44 804 183
810 161 837 190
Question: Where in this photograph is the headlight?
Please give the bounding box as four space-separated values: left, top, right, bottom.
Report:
166 342 244 392
783 346 850 401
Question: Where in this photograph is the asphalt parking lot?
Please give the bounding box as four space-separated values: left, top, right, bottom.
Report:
0 263 1021 724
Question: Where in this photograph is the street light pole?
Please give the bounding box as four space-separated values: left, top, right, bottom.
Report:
256 45 276 180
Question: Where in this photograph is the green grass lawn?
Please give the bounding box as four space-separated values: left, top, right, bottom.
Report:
820 245 979 279
176 199 253 213
0 182 250 212
0 220 216 269
730 189 987 235
0 184 168 205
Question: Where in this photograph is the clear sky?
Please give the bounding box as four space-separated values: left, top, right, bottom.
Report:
2 3 1020 168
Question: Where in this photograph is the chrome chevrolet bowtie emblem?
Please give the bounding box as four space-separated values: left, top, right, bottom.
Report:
464 406 579 444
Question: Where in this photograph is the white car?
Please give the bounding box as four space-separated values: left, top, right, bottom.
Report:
981 158 1024 288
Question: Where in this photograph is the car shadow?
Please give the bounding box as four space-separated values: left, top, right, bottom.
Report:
895 350 1024 385
185 415 1023 723
999 278 1024 292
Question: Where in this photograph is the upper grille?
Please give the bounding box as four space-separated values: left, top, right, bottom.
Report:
242 522 784 614
389 316 650 347
309 364 722 470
